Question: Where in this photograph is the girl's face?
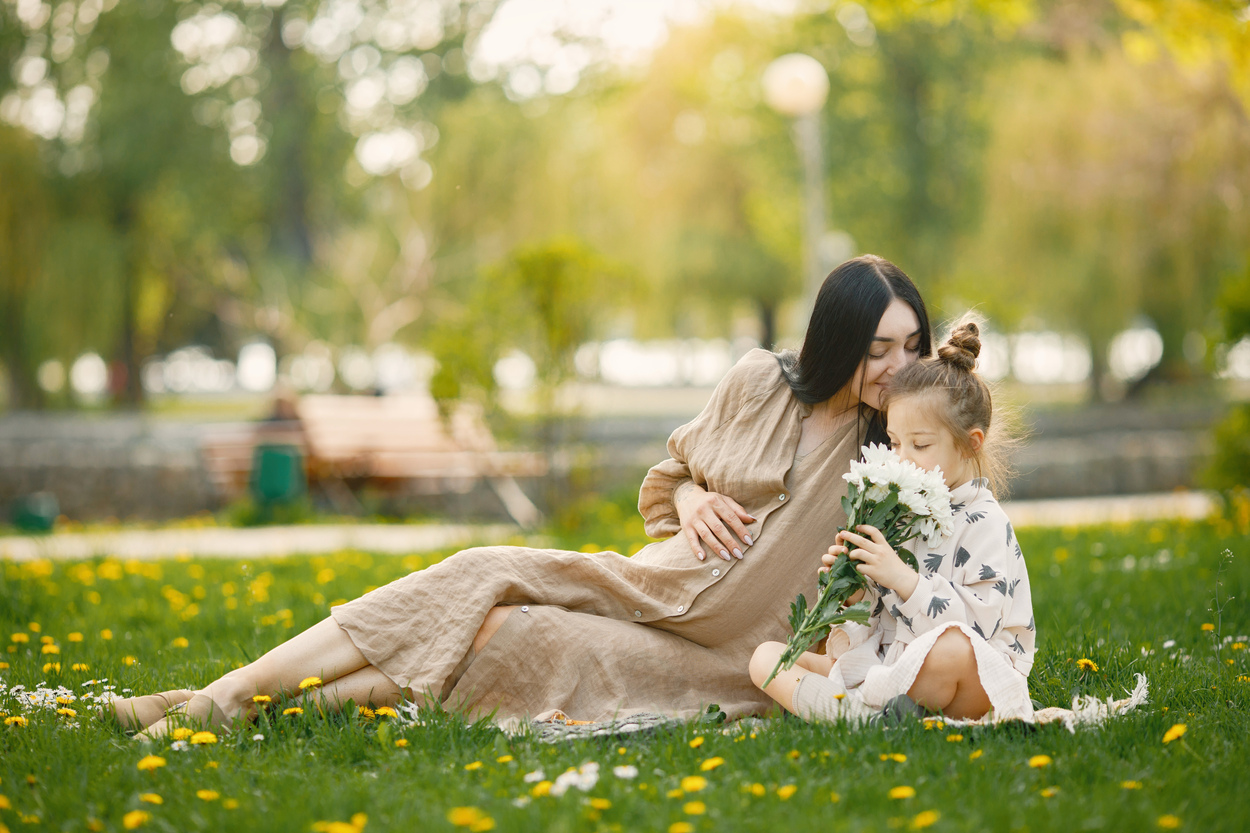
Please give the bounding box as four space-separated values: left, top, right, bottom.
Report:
885 394 980 487
848 299 922 411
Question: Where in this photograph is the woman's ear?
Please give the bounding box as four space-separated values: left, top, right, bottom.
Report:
966 428 985 455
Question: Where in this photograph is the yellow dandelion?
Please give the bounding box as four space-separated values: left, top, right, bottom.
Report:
889 786 916 800
1157 815 1182 829
223 799 239 809
206 761 218 769
41 644 60 654
447 807 484 827
1041 787 1060 798
880 753 907 762
1121 781 1143 790
283 707 304 716
969 750 984 761
298 676 323 691
831 791 841 803
618 746 627 755
358 706 376 720
394 739 409 748
43 661 61 673
189 731 217 745
530 780 552 798
0 796 10 809
680 775 708 793
683 800 707 815
667 789 684 799
946 734 963 742
5 715 28 727
911 810 940 829
56 708 77 717
1232 642 1246 651
746 783 766 797
464 761 483 771
28 622 40 632
688 736 704 748
122 810 151 829
777 784 798 800
375 707 398 718
10 633 29 644
196 789 219 801
171 637 189 649
71 663 89 671
787 749 801 759
669 824 694 833
100 629 113 640
312 822 359 833
139 793 163 805
590 798 611 810
68 632 83 642
252 695 272 704
495 754 513 763
0 662 8 669
1201 623 1214 632
123 656 137 666
171 727 194 741
1162 724 1186 744
136 755 166 771
1028 755 1053 768
1077 658 1099 672
700 756 725 771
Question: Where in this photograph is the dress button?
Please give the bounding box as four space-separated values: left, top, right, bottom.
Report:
520 606 529 613
677 605 685 613
779 493 787 501
711 568 721 577
634 610 642 618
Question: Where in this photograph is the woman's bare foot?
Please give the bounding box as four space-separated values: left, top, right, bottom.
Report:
135 690 247 742
135 676 259 742
101 689 195 731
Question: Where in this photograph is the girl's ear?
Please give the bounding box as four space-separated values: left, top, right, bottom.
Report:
966 427 985 455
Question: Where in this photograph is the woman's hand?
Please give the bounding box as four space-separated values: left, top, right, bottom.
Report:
830 525 919 601
675 481 755 561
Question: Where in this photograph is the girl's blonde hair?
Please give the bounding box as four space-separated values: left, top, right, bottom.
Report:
884 318 1018 495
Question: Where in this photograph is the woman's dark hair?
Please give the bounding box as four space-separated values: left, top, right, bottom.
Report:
777 255 931 441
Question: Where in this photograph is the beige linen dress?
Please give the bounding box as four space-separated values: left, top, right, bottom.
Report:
330 349 864 725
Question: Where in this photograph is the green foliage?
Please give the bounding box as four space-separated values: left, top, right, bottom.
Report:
0 516 1247 831
427 237 627 410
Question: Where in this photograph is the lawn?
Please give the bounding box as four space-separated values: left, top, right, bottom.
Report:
1 506 1247 833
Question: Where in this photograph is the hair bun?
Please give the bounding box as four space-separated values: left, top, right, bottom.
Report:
938 322 980 371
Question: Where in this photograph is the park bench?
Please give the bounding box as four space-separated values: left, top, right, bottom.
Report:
200 395 546 527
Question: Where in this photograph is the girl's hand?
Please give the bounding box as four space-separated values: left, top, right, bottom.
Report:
819 548 866 606
835 525 920 601
675 481 755 562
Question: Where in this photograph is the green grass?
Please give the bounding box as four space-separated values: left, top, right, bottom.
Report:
1 511 1247 833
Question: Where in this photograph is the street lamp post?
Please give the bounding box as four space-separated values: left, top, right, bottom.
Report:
762 53 831 317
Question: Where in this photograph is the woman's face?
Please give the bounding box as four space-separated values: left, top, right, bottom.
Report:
847 298 922 410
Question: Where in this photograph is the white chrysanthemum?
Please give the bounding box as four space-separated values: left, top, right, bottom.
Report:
861 442 895 465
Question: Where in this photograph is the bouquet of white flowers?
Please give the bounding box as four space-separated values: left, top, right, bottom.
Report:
763 444 955 687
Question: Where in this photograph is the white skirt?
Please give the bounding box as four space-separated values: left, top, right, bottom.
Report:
826 621 1034 723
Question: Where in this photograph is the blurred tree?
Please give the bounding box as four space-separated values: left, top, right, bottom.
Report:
0 126 50 408
428 236 625 414
954 47 1250 397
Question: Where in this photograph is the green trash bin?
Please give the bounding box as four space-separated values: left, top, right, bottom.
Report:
249 444 306 506
11 492 60 533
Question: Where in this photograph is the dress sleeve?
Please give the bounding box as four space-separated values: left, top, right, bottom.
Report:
637 352 765 539
892 510 1034 675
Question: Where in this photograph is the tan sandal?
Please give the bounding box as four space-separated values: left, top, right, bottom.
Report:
99 689 195 732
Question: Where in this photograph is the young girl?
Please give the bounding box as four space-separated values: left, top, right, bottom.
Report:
749 321 1035 724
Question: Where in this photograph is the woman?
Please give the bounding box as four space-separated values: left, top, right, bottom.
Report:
120 255 931 738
